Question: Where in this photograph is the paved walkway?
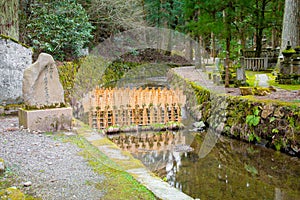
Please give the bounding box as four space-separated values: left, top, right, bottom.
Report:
172 66 239 95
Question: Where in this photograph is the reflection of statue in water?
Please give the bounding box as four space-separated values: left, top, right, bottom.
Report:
166 150 182 188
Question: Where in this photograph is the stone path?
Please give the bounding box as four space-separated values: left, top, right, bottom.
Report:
172 66 240 95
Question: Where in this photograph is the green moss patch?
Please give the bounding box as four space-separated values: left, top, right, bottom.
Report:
246 71 300 90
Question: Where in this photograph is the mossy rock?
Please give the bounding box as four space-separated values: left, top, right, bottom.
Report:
0 34 31 49
239 87 253 96
253 87 270 96
240 87 270 96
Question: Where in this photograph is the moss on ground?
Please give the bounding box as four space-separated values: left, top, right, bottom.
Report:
0 166 40 200
0 187 39 200
60 135 157 200
246 71 300 90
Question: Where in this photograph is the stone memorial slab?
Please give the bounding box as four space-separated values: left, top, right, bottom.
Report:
236 67 246 81
214 58 220 72
19 53 72 132
255 74 269 87
23 53 65 108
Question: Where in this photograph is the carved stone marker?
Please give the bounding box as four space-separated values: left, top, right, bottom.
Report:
236 68 245 81
19 53 72 132
22 53 65 108
255 74 269 87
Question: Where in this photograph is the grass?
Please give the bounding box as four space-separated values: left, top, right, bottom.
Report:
246 70 300 90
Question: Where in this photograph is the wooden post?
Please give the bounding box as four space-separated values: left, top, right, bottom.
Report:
143 107 147 125
92 87 186 128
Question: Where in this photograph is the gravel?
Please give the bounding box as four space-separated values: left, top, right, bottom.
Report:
0 116 105 200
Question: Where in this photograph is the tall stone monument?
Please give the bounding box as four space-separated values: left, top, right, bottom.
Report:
19 53 72 132
22 53 65 108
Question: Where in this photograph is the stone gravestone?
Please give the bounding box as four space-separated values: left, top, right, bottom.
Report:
236 67 246 84
19 53 72 132
22 53 65 108
214 58 220 72
255 74 269 87
0 36 32 104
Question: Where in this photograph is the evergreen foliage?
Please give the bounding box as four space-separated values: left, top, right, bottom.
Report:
26 0 93 60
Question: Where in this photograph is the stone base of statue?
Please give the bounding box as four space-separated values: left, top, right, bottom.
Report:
18 107 72 132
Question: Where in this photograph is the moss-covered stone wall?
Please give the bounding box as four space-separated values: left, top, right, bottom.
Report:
167 69 300 156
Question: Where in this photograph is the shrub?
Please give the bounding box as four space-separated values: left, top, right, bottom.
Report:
26 0 93 60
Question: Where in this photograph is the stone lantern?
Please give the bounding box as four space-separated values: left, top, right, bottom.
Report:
292 46 300 75
277 42 300 84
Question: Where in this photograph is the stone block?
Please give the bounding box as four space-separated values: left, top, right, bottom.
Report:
19 107 72 132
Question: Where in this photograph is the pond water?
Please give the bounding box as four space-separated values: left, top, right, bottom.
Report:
108 128 300 200
86 73 299 199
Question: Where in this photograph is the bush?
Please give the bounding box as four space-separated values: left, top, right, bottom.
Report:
26 0 93 61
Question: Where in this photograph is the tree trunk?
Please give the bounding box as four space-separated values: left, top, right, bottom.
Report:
255 0 267 57
240 31 246 50
165 28 173 56
256 28 263 57
225 37 230 88
0 0 19 39
271 27 276 48
195 35 205 71
211 32 216 61
224 3 233 88
189 38 193 62
281 0 300 50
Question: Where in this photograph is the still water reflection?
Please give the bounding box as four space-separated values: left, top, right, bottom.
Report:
109 130 300 200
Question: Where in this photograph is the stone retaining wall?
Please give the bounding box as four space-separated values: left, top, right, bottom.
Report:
0 35 32 104
167 69 300 156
